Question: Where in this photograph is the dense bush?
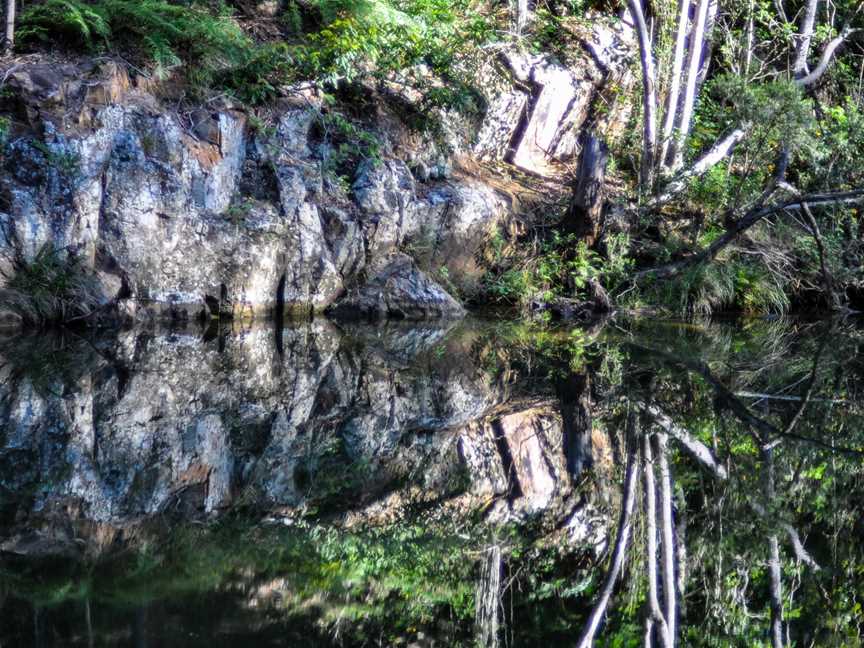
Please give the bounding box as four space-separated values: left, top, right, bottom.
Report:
14 0 493 106
17 0 251 81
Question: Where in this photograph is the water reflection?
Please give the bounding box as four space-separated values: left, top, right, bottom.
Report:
0 317 862 646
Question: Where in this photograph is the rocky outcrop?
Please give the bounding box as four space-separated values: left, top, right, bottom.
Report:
474 14 634 177
0 25 634 326
0 63 508 324
328 253 465 320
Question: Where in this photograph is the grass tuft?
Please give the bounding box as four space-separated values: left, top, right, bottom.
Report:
0 244 104 327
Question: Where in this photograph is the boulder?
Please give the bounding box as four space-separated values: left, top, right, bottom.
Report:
328 254 465 321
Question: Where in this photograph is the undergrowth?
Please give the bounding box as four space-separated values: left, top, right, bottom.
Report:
14 0 497 108
0 245 103 327
483 231 633 306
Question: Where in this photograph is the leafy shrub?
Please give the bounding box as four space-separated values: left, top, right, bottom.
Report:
636 253 791 316
484 232 630 305
313 110 382 183
15 0 492 109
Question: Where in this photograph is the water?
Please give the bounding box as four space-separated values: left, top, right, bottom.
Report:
0 317 862 646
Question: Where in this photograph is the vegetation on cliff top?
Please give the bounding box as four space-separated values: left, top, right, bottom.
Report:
1 0 863 317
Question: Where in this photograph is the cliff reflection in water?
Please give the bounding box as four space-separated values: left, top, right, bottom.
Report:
1 318 862 646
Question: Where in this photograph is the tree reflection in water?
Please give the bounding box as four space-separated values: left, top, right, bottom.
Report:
0 318 861 646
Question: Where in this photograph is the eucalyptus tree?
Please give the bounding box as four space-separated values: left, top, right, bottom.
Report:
626 0 862 200
3 0 14 54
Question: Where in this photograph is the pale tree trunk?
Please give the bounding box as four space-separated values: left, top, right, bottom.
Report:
762 447 785 648
621 0 854 209
793 0 819 78
658 0 691 167
743 0 755 75
671 0 712 171
627 0 659 189
576 411 640 648
798 27 860 86
695 0 718 90
513 0 530 35
643 433 672 648
638 402 728 479
655 433 678 646
3 0 14 55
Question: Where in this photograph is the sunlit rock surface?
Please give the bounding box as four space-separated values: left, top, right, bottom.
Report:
0 26 637 324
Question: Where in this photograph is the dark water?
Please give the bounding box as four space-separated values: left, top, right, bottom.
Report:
0 317 862 647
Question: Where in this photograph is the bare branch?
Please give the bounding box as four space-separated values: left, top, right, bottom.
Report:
797 26 860 86
640 402 728 480
651 126 750 206
637 189 864 279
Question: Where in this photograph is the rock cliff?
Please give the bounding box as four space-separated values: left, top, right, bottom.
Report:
0 22 632 327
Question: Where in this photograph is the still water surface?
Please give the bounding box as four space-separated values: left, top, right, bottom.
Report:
0 317 862 646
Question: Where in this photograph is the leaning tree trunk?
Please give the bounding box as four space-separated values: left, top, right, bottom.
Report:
3 0 14 54
567 133 609 247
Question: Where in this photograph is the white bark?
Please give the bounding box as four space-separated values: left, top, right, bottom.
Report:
639 402 728 480
655 433 678 646
671 0 712 171
627 0 659 188
576 412 640 648
513 0 530 34
659 0 691 168
797 28 860 87
792 0 819 78
643 434 672 648
4 0 14 54
744 0 755 75
652 125 750 206
695 0 719 90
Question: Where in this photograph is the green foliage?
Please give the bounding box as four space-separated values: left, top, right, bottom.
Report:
685 77 815 211
15 0 493 110
0 244 103 326
1 515 480 644
636 252 791 316
484 232 633 305
313 110 382 183
32 139 81 181
0 116 11 147
18 0 251 81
